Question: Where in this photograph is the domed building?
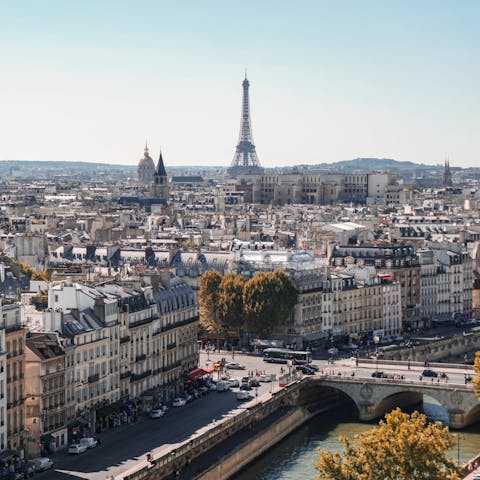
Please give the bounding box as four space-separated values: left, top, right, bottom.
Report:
137 143 155 183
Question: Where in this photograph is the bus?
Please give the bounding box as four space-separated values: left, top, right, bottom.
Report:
262 348 312 365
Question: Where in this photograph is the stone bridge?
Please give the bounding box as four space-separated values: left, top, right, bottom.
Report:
297 376 480 429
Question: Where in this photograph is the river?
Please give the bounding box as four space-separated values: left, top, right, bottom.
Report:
234 400 480 480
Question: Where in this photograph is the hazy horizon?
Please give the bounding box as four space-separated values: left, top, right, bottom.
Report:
1 1 479 168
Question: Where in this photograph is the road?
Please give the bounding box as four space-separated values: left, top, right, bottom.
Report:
36 352 475 479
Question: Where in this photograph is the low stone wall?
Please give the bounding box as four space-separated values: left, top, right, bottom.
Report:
118 384 301 480
379 333 480 362
195 406 312 480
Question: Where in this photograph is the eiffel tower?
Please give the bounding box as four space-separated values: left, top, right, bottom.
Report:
227 73 264 177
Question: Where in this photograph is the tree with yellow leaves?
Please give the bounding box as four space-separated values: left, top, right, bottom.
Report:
199 270 223 346
473 351 480 399
218 272 245 346
243 270 297 338
315 408 461 480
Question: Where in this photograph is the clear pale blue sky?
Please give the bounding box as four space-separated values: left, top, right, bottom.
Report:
1 0 479 168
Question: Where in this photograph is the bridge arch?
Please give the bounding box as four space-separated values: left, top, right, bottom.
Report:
463 403 480 427
299 378 480 428
297 381 359 419
372 390 423 419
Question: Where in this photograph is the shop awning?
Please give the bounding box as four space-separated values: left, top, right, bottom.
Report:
187 367 212 381
41 434 55 444
188 368 205 381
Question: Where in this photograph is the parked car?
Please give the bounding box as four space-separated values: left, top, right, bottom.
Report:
199 386 209 394
216 380 231 392
68 443 88 454
240 382 252 391
225 362 246 370
184 393 194 402
172 397 187 407
225 378 240 387
422 369 438 377
295 365 315 375
371 371 384 378
306 364 319 372
31 457 54 472
259 374 272 382
80 437 98 449
237 390 252 401
249 377 260 387
150 408 165 418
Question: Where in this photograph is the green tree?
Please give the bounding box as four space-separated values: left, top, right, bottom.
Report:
199 270 223 345
243 270 297 338
271 269 298 328
218 273 245 346
315 408 461 480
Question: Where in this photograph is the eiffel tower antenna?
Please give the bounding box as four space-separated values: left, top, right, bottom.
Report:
227 73 264 177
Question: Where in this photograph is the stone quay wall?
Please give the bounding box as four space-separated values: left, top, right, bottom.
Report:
379 332 480 362
195 406 312 480
118 383 302 480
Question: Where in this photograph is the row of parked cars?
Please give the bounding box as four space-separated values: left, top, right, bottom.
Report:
150 384 217 418
17 436 98 479
68 436 98 455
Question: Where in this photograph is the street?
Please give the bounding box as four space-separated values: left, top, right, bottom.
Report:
35 351 475 479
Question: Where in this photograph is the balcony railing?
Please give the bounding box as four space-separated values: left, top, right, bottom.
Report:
120 335 131 344
120 371 131 380
129 316 154 329
162 361 181 372
135 354 146 363
88 373 100 383
131 370 152 382
166 342 177 350
161 315 199 333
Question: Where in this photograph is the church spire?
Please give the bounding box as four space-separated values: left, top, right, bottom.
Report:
442 158 453 187
156 149 167 177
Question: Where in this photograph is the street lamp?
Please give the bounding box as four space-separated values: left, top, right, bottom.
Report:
456 434 463 466
374 336 380 373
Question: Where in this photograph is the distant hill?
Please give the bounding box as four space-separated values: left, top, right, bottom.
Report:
0 160 134 170
295 158 441 172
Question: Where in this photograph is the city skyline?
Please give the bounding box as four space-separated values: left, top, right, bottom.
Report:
1 1 479 168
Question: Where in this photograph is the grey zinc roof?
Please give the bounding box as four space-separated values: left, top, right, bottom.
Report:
153 276 196 314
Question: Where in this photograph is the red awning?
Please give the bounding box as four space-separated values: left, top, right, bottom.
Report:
202 367 213 374
188 368 206 381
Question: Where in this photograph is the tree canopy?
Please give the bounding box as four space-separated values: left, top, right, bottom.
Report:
198 269 297 340
315 408 461 480
472 351 480 399
218 272 245 331
198 269 223 335
243 270 297 338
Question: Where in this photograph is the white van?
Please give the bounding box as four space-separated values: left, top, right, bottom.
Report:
216 380 231 392
32 457 54 472
80 437 98 449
